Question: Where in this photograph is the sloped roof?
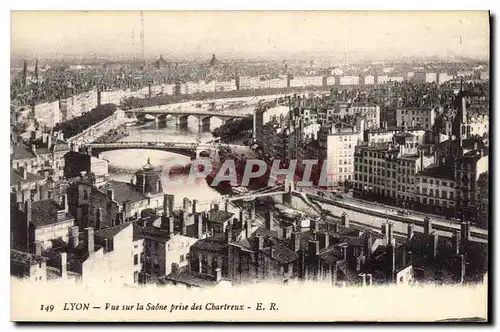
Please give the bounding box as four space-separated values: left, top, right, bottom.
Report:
30 200 73 227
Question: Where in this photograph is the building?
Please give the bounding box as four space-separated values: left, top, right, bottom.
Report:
10 249 48 282
396 108 436 130
11 197 75 251
32 101 61 128
347 104 381 129
318 124 362 186
352 141 434 205
11 134 70 181
95 222 144 283
64 151 109 184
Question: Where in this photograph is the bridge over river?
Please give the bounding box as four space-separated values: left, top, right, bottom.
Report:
85 141 218 159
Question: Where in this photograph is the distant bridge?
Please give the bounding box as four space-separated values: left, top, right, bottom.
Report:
125 106 250 119
85 141 217 159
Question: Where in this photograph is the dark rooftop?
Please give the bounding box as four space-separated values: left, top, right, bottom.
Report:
10 169 44 186
30 199 74 227
191 234 228 253
11 144 36 160
11 249 48 265
260 244 298 265
208 210 234 224
94 222 133 241
99 181 148 204
416 165 455 180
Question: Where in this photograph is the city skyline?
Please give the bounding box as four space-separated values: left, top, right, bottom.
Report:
11 11 490 63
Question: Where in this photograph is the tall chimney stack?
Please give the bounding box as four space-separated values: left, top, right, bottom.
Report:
59 252 67 279
265 210 273 230
69 226 79 249
424 217 432 235
107 189 115 202
195 213 203 239
452 230 460 255
84 227 94 254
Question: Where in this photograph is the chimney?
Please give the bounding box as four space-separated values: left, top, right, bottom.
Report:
407 224 414 242
428 233 439 259
249 202 256 221
265 211 273 230
224 200 229 212
25 199 32 245
192 199 198 214
364 232 373 259
225 224 232 244
385 243 396 283
69 226 79 249
20 166 27 180
245 221 250 239
183 197 191 214
460 221 471 243
76 207 82 224
424 217 432 235
157 179 162 193
59 252 67 279
103 238 109 252
47 135 52 149
95 208 102 230
33 241 42 256
452 230 460 255
257 235 264 250
195 213 203 239
107 189 115 202
212 203 219 212
291 232 300 252
180 211 187 235
341 212 349 228
457 254 466 284
84 227 94 254
214 268 222 282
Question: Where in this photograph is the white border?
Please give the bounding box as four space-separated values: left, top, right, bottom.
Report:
2 1 498 331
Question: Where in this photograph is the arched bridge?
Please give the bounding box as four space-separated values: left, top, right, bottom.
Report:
85 141 217 159
124 106 250 130
125 106 250 119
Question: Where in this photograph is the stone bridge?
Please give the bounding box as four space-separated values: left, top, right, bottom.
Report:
85 141 218 159
125 106 250 131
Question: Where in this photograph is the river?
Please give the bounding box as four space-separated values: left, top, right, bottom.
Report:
100 117 224 210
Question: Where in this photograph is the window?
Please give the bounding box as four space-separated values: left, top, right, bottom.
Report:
430 179 434 185
134 254 139 265
423 178 428 183
180 254 185 262
430 189 434 196
283 264 289 273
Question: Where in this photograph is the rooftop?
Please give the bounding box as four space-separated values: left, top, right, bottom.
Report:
260 243 298 265
11 144 36 160
98 181 149 204
10 169 44 186
416 165 455 180
191 234 228 253
11 249 47 266
30 199 74 227
208 210 234 224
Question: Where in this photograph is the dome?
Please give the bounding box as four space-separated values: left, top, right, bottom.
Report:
134 158 161 195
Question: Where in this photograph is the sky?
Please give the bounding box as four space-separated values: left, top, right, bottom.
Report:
10 11 490 62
